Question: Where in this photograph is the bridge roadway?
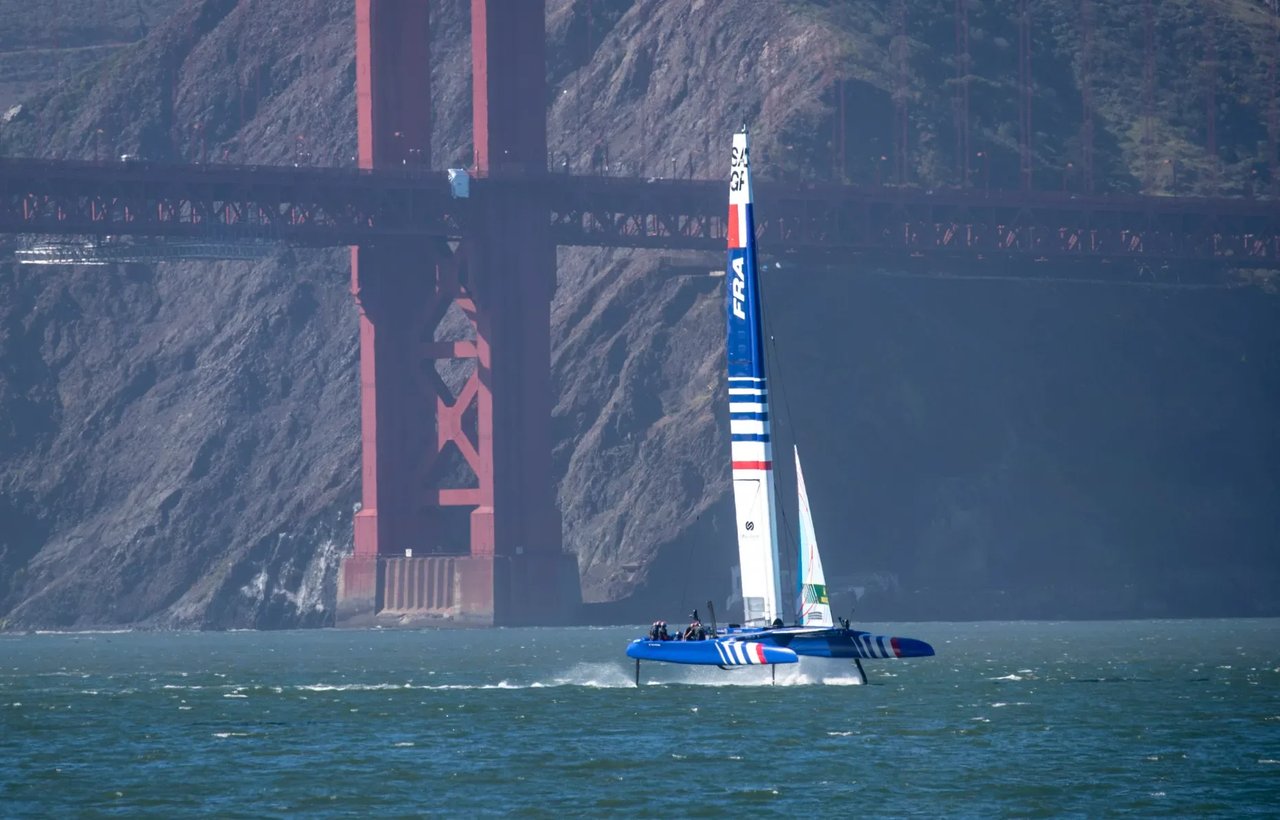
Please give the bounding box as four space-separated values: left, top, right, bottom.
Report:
1 157 1278 271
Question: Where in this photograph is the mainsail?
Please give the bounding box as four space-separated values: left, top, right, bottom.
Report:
795 447 833 626
726 129 783 626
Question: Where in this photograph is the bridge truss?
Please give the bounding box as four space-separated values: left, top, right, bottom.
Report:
2 158 1277 274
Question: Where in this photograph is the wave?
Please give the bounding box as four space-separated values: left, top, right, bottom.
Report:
38 661 878 695
32 629 134 635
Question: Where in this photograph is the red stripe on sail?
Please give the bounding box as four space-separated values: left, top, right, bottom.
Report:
754 643 767 664
727 203 740 248
732 461 772 470
890 637 902 658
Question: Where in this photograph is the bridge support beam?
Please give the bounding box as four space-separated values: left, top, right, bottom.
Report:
338 0 580 627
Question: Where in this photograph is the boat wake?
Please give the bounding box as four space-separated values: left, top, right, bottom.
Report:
632 660 865 687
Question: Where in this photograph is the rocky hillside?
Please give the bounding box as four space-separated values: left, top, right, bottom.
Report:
0 0 183 114
1 0 1278 628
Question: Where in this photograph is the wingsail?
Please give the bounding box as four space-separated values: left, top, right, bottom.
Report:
726 128 783 627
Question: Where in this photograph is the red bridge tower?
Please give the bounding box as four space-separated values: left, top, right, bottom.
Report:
338 0 580 626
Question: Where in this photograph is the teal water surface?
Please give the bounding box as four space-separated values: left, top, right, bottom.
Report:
2 620 1277 817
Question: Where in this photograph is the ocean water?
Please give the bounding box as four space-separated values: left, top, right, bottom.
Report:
1 620 1277 817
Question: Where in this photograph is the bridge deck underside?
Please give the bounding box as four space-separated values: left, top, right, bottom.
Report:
0 160 1277 271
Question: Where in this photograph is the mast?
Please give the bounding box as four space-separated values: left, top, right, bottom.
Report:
726 128 783 626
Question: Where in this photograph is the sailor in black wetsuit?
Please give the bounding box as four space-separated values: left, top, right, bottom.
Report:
648 620 672 640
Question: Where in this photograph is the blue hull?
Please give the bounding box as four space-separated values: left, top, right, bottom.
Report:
727 627 935 660
626 639 798 666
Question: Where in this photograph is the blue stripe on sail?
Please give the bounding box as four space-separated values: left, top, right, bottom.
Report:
730 412 769 422
731 433 770 442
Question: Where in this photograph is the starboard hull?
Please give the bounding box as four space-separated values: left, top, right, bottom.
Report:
789 630 935 660
626 638 798 666
727 627 935 660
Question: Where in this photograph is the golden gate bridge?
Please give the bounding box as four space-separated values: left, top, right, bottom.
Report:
0 0 1276 625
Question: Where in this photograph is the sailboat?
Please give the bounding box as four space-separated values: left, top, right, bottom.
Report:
625 127 935 684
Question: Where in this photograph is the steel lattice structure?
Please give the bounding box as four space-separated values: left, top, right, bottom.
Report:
539 176 1280 270
0 158 464 244
3 158 1278 270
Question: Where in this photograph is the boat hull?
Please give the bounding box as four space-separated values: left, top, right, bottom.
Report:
729 627 935 660
626 638 798 666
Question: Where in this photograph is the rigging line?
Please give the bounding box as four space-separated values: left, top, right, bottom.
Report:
677 514 700 615
759 266 802 457
758 262 799 615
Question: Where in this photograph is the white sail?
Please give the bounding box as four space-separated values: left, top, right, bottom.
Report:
795 447 833 626
731 467 781 626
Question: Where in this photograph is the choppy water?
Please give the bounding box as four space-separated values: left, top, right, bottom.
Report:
1 620 1277 817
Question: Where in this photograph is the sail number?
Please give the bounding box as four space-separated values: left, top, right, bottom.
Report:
730 145 749 191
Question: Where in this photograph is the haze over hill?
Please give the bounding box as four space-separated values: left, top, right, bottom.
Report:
0 0 1277 628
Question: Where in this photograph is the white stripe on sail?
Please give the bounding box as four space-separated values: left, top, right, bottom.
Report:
730 441 769 461
730 419 767 436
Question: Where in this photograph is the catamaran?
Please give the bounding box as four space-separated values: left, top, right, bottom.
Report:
626 128 935 685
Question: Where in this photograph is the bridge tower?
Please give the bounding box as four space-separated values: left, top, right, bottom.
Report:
337 0 580 627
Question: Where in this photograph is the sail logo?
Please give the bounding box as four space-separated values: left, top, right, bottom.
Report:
731 256 746 319
802 583 828 605
729 145 749 191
